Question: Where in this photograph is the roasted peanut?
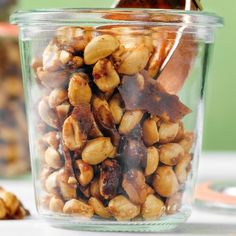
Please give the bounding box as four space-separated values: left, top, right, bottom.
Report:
40 167 53 190
166 192 183 215
122 169 148 205
59 50 72 65
179 132 195 153
42 132 60 149
141 194 165 220
84 35 120 65
159 143 185 166
60 181 77 201
82 137 114 165
93 59 120 93
45 171 59 195
44 147 64 169
38 98 58 128
112 44 151 75
88 197 111 219
68 73 92 106
48 88 68 108
0 199 7 219
159 122 179 144
119 110 143 135
56 102 70 125
152 166 179 197
0 190 19 216
174 122 184 142
56 26 92 51
74 160 94 186
175 154 192 184
49 196 64 213
108 195 140 221
109 93 124 125
89 120 103 138
90 178 102 199
145 147 159 176
143 118 159 146
63 199 94 218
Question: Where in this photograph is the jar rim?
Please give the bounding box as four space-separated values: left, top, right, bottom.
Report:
10 8 223 28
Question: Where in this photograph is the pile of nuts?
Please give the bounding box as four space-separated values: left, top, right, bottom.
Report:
0 187 29 220
0 38 30 177
33 26 194 221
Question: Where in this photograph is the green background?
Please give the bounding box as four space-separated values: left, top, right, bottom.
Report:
16 0 235 151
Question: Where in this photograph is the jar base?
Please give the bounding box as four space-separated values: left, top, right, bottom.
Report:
44 210 191 232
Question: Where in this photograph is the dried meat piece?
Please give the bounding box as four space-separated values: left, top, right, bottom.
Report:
118 72 191 122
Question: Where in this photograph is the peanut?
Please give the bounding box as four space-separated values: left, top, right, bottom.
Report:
166 192 183 215
90 178 102 199
141 194 165 220
84 35 120 65
119 110 143 135
82 137 114 165
0 191 19 216
145 147 159 176
49 196 64 213
63 199 94 218
0 199 7 219
108 195 140 221
159 122 179 144
152 166 179 197
42 132 60 149
179 132 195 153
109 93 124 125
48 88 68 108
45 171 59 195
88 197 111 219
143 118 159 146
159 143 185 166
44 147 64 169
175 154 192 184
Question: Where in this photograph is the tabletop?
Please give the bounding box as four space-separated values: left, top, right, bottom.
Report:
1 152 236 236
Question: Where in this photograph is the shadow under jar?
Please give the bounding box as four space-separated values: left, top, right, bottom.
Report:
0 23 30 178
11 9 222 232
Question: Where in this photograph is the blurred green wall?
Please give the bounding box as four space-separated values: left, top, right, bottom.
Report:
16 0 235 151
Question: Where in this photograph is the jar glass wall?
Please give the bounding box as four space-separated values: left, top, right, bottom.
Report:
11 9 222 232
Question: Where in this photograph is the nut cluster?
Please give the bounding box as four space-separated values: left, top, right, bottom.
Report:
0 38 30 177
0 187 29 220
33 26 194 221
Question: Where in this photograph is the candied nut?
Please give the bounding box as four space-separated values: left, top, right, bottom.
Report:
38 97 58 128
48 88 68 108
88 197 111 219
49 196 64 213
174 122 184 142
37 67 68 88
82 137 114 165
143 118 159 146
63 199 94 218
145 147 159 176
45 171 59 194
78 186 91 199
0 190 19 216
152 166 179 197
159 143 185 166
93 59 120 93
68 56 84 69
122 169 148 205
109 94 124 125
0 199 7 219
108 195 140 221
59 50 72 65
89 120 103 138
165 192 183 215
42 132 60 149
84 35 120 65
159 122 179 144
44 147 64 169
119 110 143 135
112 44 151 75
59 181 77 201
74 160 94 186
68 73 92 106
56 26 92 51
40 167 53 190
175 154 192 184
99 160 121 200
90 178 102 199
141 194 165 220
31 57 43 73
56 102 70 125
179 132 194 153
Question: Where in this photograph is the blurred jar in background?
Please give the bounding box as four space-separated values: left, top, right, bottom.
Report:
0 23 30 177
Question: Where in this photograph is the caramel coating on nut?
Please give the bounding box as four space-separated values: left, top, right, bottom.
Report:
93 59 120 93
159 143 185 166
143 118 159 146
84 35 120 65
159 122 179 144
108 195 140 221
141 194 165 220
122 169 148 205
68 73 92 106
145 147 159 176
152 166 179 197
63 199 94 218
88 197 111 219
82 137 114 165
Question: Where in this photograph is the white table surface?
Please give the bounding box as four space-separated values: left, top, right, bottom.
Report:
1 152 236 236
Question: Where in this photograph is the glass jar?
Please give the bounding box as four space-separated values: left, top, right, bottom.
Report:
11 9 222 232
0 23 30 178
